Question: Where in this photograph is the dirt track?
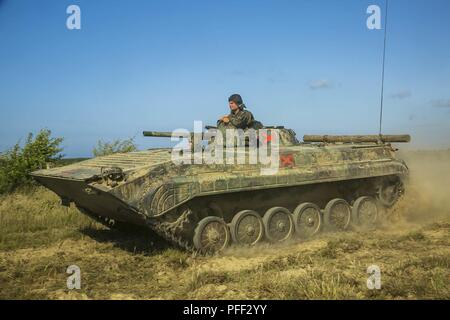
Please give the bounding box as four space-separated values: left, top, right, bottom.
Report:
0 150 449 299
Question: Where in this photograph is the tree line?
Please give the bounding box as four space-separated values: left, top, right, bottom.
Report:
0 129 137 194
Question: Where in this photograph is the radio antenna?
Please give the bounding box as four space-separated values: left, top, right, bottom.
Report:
378 0 389 135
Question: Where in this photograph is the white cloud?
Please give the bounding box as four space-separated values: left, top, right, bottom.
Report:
432 99 450 108
390 90 412 99
309 79 332 90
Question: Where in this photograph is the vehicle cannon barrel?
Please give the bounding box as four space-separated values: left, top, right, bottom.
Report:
143 131 178 137
303 134 411 143
143 130 205 137
143 131 206 143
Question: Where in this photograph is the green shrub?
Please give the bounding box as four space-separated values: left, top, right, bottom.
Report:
92 138 137 157
0 129 63 193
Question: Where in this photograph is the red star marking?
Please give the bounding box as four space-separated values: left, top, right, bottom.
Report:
280 154 295 167
261 132 272 144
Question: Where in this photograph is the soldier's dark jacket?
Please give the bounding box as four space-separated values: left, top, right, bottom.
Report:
217 109 255 129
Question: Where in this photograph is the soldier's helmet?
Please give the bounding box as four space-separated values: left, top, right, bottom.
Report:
228 94 246 109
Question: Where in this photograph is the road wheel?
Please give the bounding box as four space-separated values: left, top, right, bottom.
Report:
263 207 294 242
324 198 351 231
230 210 264 246
352 196 379 227
193 216 230 253
293 202 322 238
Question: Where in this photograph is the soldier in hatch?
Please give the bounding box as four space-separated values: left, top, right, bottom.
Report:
217 94 261 132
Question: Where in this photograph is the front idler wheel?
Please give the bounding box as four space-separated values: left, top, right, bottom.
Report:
230 210 264 246
293 202 322 238
193 216 230 253
324 198 351 231
263 207 294 243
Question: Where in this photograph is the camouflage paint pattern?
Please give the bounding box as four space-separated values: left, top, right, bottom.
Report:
32 129 408 229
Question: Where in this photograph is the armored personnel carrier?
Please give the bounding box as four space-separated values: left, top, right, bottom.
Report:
31 127 410 253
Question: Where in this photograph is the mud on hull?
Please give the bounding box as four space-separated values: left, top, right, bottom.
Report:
32 172 404 252
152 174 405 252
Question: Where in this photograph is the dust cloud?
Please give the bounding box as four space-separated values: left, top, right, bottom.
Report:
396 149 450 222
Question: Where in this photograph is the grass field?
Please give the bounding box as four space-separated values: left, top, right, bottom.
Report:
0 151 449 300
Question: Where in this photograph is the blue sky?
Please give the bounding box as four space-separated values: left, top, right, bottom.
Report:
1 0 449 157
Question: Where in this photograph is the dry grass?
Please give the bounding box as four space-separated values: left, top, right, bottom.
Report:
0 150 449 300
0 188 100 250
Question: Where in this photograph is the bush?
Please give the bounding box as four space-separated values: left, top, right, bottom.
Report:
0 129 63 193
92 138 137 157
